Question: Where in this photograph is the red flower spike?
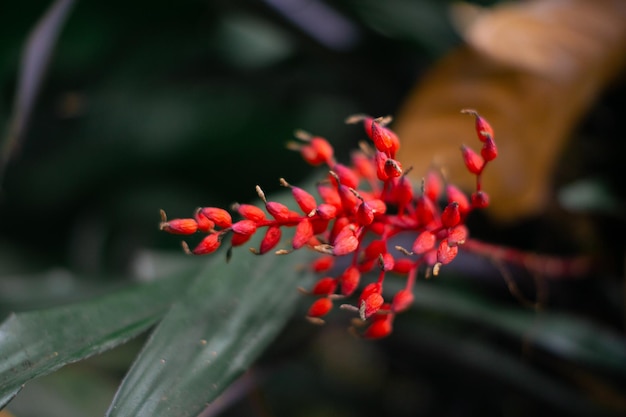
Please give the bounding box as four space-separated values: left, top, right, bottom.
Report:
391 258 413 274
234 204 267 223
340 266 361 296
461 109 494 142
293 218 314 249
200 207 232 229
311 277 338 295
471 190 490 209
441 202 461 228
437 239 458 265
446 185 470 216
332 224 359 256
391 289 414 313
160 218 198 235
424 170 443 203
361 293 384 319
311 255 335 272
363 314 393 339
461 145 484 175
191 233 221 255
384 158 403 179
481 136 498 162
231 219 257 236
412 230 436 254
307 297 333 318
194 210 214 232
258 225 282 254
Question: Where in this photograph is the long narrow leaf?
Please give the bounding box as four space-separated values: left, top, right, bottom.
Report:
0 266 199 408
106 221 317 416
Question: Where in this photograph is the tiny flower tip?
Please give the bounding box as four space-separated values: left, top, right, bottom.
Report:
433 262 442 276
340 304 359 312
181 241 193 255
294 129 313 141
275 249 291 255
460 108 478 116
345 114 368 124
306 316 326 326
297 287 310 295
159 209 167 222
255 185 267 202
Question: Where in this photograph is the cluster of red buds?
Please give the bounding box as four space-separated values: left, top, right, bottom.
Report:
159 109 497 339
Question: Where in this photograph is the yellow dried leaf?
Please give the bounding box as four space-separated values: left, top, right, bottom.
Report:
394 0 626 221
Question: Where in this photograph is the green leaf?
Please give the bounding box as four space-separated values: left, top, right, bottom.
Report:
0 266 199 408
106 230 317 416
401 279 626 373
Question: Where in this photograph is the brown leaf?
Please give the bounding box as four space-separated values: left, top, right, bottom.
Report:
393 0 626 222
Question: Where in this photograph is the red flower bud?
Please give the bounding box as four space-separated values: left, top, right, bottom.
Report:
311 255 335 272
441 202 461 228
200 207 232 229
370 120 399 155
311 277 338 295
378 253 395 271
160 218 198 235
307 297 333 318
375 151 389 181
317 184 342 210
235 204 266 223
332 224 359 256
461 145 484 174
286 181 317 214
293 218 314 249
391 289 414 313
363 314 393 339
392 176 414 208
384 158 403 179
446 185 470 216
471 191 490 209
462 109 494 142
265 201 294 222
340 266 361 296
481 136 498 161
258 225 282 254
361 293 384 319
363 239 386 261
412 230 436 254
332 163 360 189
392 258 414 274
231 219 257 236
424 170 443 203
194 210 214 232
416 196 437 227
356 200 375 226
191 233 221 255
447 225 468 246
437 239 458 265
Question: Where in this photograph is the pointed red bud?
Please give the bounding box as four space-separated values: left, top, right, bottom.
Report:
332 224 359 256
311 277 338 295
293 218 314 249
378 253 395 271
160 218 198 235
311 256 335 272
375 151 389 181
437 239 458 265
412 230 436 254
317 184 342 209
416 196 437 227
363 314 393 339
392 258 414 274
361 293 384 319
481 136 498 161
231 219 257 236
441 202 461 228
234 204 267 222
258 225 282 254
391 289 414 313
190 233 221 255
447 225 468 246
307 297 333 318
315 203 338 220
363 239 386 261
424 170 443 203
199 207 232 229
356 200 375 226
384 158 403 178
471 191 490 209
340 266 361 296
282 179 317 214
332 163 360 189
462 109 494 142
446 185 470 216
194 209 214 232
369 120 399 155
461 145 485 174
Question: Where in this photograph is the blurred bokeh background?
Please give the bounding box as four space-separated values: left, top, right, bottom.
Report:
1 0 625 416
